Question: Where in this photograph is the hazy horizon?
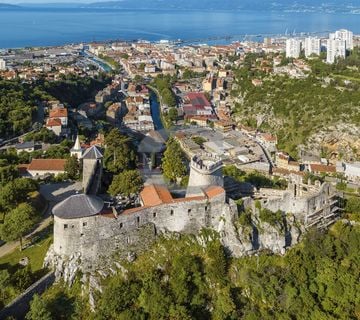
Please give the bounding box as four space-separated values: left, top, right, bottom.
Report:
3 0 106 3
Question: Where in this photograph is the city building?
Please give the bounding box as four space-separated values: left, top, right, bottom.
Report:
0 58 6 70
304 37 321 57
337 162 360 183
49 107 68 126
286 38 301 58
15 141 40 154
327 38 346 64
331 29 354 50
27 159 67 177
46 118 63 136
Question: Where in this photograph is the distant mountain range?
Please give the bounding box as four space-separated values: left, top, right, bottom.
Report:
2 0 360 13
85 0 360 12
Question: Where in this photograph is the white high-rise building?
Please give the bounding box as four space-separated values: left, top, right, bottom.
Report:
327 38 346 64
304 37 321 57
0 59 6 71
286 38 301 58
331 29 354 50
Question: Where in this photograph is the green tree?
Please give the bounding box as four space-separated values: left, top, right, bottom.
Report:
0 203 37 250
26 294 52 320
0 165 19 186
139 272 172 320
108 170 143 197
345 197 360 215
64 156 80 180
0 269 10 302
0 178 38 216
96 277 142 319
162 138 186 183
161 88 176 107
212 286 237 320
104 129 136 174
168 107 178 122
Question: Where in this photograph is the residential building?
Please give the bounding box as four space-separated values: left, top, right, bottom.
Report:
213 120 234 133
46 118 62 136
49 107 68 126
0 58 6 70
276 152 300 172
327 38 346 64
27 159 67 177
144 64 156 73
183 92 213 119
331 29 354 50
106 103 121 125
15 141 41 154
337 162 360 183
258 133 278 153
286 38 301 58
304 37 321 57
308 164 336 175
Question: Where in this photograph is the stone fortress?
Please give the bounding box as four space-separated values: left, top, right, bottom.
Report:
186 153 223 197
256 175 341 229
45 144 342 281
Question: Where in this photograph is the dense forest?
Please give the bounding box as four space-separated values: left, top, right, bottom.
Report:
41 73 111 107
26 205 360 320
0 74 110 139
0 79 45 139
232 50 360 158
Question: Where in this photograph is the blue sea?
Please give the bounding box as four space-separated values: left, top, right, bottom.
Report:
0 8 359 48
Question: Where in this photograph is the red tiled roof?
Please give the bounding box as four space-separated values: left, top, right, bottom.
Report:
186 92 211 107
50 108 68 119
272 168 305 177
204 186 225 198
140 185 173 206
28 159 66 172
310 164 336 173
46 118 62 127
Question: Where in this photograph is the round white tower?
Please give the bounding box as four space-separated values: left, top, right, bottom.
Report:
186 153 223 198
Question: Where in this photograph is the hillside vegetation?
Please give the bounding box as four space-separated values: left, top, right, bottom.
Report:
232 50 360 158
0 74 110 139
27 217 360 320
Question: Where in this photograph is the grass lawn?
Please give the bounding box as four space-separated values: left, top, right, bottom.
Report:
0 225 53 273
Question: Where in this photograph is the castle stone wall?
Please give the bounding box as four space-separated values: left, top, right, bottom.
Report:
259 183 339 227
54 192 226 271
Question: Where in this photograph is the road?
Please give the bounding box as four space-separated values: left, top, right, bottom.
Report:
0 182 82 258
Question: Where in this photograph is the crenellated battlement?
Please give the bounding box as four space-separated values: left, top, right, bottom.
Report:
191 153 223 173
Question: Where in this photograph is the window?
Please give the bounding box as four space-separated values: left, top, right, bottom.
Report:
137 216 140 227
205 206 208 212
120 223 123 229
170 210 174 216
71 225 75 229
83 222 87 227
64 224 68 229
188 209 192 214
153 212 157 218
